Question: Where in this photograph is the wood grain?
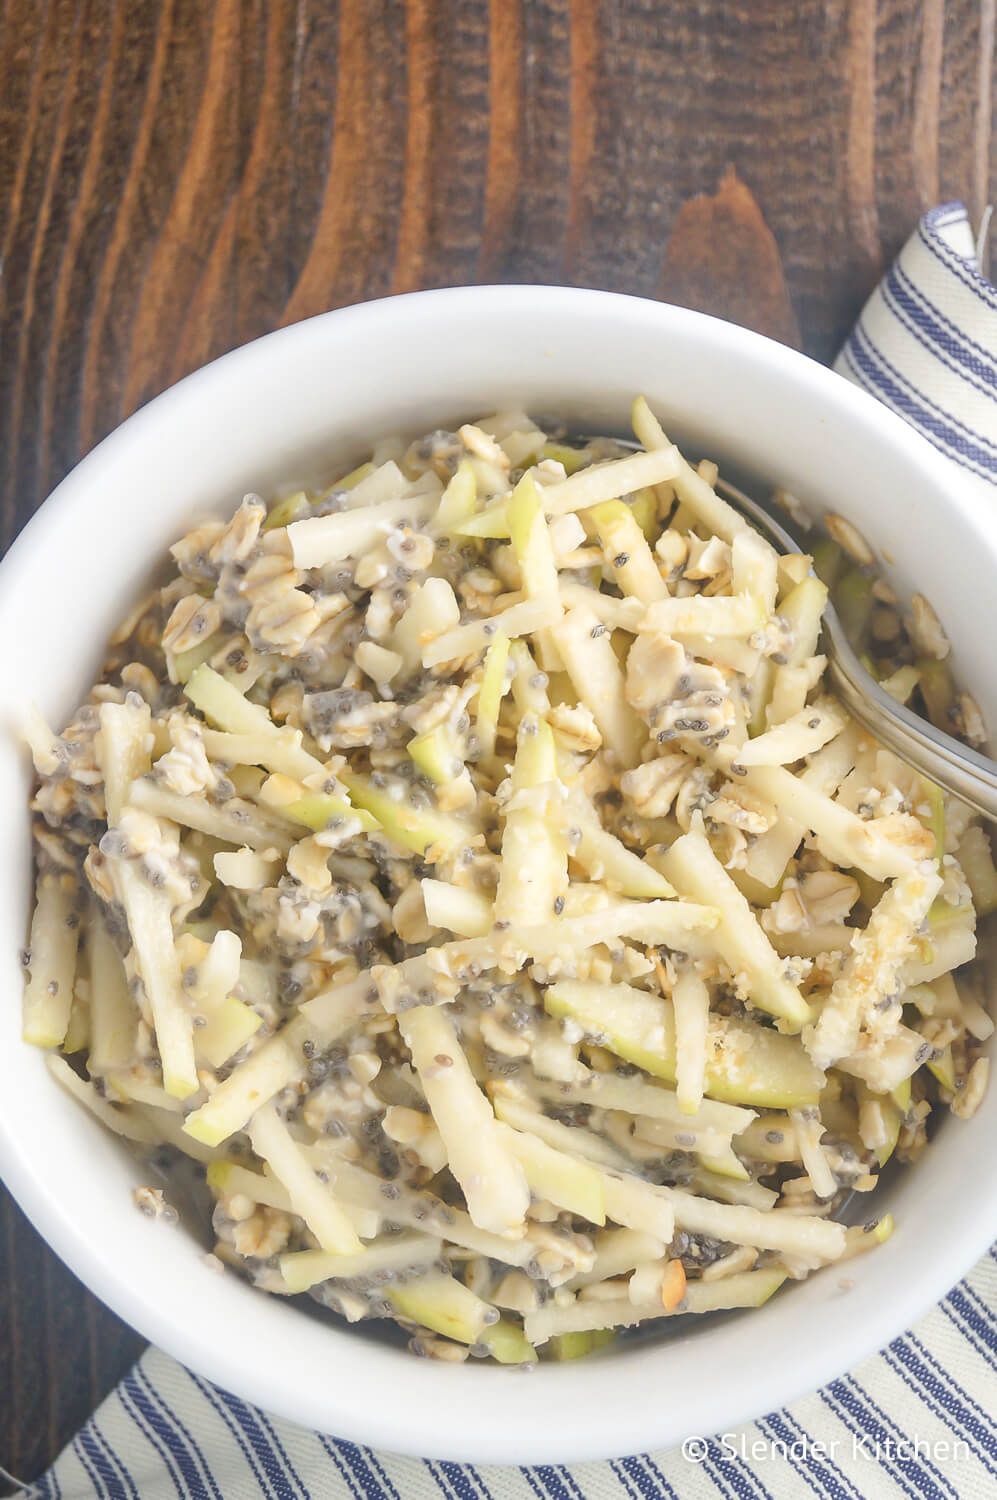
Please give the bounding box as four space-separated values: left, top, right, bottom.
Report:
658 166 803 349
0 0 993 1481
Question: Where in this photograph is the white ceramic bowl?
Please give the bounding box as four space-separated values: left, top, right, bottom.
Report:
1 287 994 1464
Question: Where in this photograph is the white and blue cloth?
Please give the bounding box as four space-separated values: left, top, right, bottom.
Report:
15 203 997 1500
836 201 997 506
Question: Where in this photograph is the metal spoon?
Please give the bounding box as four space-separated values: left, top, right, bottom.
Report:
569 436 997 821
712 473 997 822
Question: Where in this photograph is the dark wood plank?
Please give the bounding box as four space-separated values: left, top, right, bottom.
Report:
0 0 993 1482
0 1187 145 1485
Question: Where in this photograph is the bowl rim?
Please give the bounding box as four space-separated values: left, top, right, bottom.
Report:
2 282 995 1465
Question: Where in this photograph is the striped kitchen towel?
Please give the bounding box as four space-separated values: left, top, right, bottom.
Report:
836 201 996 502
13 202 997 1500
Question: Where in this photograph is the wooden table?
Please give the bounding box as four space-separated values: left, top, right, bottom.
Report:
1 0 993 1483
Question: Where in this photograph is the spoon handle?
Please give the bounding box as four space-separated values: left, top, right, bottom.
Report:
715 476 997 825
825 613 997 823
572 438 997 823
